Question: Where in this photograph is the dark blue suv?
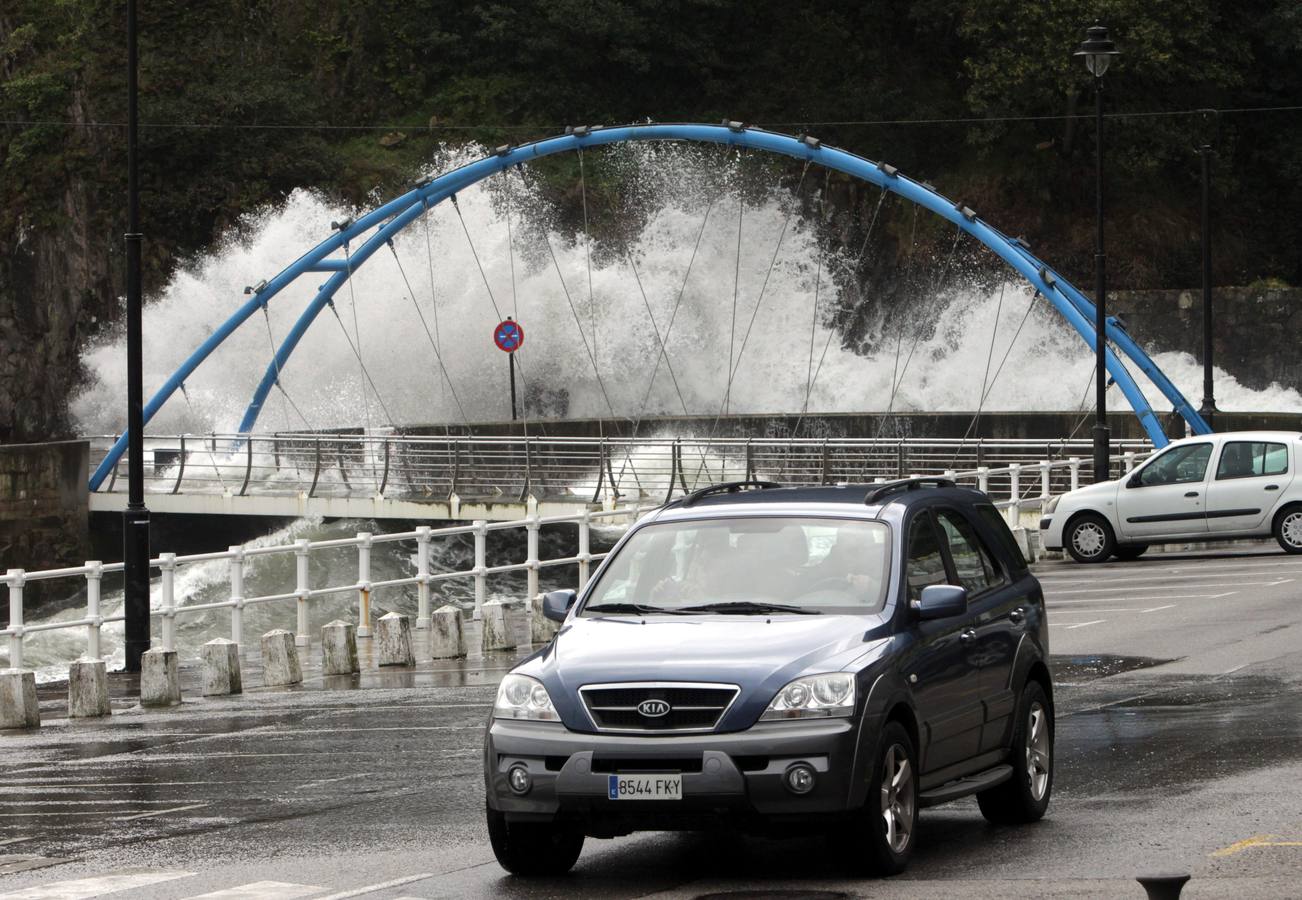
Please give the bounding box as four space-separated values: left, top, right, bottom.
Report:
484 478 1053 876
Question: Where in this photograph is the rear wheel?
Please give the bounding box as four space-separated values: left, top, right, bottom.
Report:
1113 544 1148 561
1274 506 1302 554
977 680 1053 825
839 720 917 876
1065 513 1115 564
486 806 584 876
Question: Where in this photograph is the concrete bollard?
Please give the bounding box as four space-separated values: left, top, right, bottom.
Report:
68 659 111 718
377 612 415 667
260 629 302 687
480 599 516 653
0 669 40 729
201 638 242 696
429 605 465 659
321 620 359 675
529 593 559 645
140 648 181 707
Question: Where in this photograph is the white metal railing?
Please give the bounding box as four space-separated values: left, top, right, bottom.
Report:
6 451 1153 672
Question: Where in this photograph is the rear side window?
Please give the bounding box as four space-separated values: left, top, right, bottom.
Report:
975 503 1027 572
905 514 948 604
1215 441 1289 480
936 509 1002 594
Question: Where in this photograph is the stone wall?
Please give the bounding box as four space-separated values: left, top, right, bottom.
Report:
0 440 90 621
1111 286 1302 394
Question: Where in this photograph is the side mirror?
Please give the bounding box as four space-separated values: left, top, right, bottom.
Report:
542 589 578 623
914 584 968 620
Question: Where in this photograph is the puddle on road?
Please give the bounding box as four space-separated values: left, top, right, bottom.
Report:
1052 653 1171 682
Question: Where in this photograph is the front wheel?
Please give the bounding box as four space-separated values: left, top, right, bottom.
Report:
1065 513 1115 564
486 806 584 876
977 680 1053 825
838 720 917 876
1274 506 1302 554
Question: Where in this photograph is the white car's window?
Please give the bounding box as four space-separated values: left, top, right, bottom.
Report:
584 517 891 615
1135 443 1213 487
1215 441 1289 480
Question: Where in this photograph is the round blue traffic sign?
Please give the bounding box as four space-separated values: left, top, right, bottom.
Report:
494 319 524 353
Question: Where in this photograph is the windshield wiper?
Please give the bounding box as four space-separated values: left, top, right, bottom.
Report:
676 601 822 616
583 603 700 616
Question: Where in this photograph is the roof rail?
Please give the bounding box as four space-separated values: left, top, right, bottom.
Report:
863 477 957 506
676 480 784 507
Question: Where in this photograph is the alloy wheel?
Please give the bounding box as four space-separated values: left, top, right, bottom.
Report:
1071 522 1106 559
1026 702 1051 802
1282 512 1302 549
880 744 915 854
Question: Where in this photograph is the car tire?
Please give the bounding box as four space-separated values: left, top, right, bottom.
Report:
839 720 917 876
486 805 584 876
1112 544 1148 561
977 680 1053 825
1065 513 1115 564
1274 506 1302 555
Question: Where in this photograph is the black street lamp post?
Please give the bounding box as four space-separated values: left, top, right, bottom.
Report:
1197 110 1218 426
1075 24 1120 483
123 0 151 673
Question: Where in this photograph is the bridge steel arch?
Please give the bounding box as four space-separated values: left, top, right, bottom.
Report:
89 123 1210 491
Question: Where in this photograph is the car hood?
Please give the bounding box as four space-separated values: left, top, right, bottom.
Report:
518 613 889 732
1060 477 1119 506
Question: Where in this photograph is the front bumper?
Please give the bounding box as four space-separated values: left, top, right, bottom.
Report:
1039 514 1064 551
485 716 865 833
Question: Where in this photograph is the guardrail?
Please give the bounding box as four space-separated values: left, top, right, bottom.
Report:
5 450 1154 672
87 433 1153 505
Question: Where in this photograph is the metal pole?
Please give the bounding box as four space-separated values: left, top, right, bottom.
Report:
1091 75 1112 482
508 351 518 422
1198 140 1217 425
123 0 151 673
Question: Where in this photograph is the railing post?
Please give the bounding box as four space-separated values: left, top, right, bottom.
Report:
228 546 244 647
357 532 373 638
295 539 311 647
745 438 754 481
526 513 541 603
1069 457 1081 491
578 510 592 592
6 569 25 671
1040 460 1051 503
1007 464 1022 526
473 520 487 620
1124 451 1136 474
977 466 989 494
896 442 906 479
159 552 177 652
415 526 431 630
85 561 103 660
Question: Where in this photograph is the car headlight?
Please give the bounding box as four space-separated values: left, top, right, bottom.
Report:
493 674 560 721
760 673 855 721
1044 494 1061 515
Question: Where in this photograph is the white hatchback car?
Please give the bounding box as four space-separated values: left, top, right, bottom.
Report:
1040 431 1302 563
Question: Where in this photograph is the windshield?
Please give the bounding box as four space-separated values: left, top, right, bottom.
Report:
582 516 891 615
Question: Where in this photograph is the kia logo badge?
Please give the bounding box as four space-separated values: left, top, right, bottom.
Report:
637 699 671 718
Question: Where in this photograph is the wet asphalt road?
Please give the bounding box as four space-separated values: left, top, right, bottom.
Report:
2 546 1301 899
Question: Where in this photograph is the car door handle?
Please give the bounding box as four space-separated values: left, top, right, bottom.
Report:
960 629 977 644
1265 484 1280 491
1184 491 1199 498
1008 607 1025 624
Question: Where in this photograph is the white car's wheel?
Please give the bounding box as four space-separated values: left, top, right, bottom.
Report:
1065 513 1115 564
1275 506 1302 555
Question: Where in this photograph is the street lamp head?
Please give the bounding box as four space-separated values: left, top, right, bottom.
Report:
1075 23 1120 78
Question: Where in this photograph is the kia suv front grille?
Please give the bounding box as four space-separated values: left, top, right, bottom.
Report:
579 682 740 733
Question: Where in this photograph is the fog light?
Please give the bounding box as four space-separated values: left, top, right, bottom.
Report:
785 763 816 795
508 764 532 795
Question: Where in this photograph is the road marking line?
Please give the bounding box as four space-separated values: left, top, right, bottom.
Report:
312 874 435 900
1062 619 1106 629
1045 594 1228 604
114 803 208 822
187 881 323 900
0 857 74 876
1221 662 1251 675
1140 604 1176 613
0 868 195 900
1211 834 1302 857
1047 583 1268 595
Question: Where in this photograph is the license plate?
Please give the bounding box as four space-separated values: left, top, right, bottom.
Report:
607 774 683 800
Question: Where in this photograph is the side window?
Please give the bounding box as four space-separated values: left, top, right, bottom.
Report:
905 514 948 604
1216 441 1289 479
1137 443 1213 487
976 503 1027 571
936 509 1001 594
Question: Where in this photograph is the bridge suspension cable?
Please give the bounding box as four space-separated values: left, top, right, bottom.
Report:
326 300 397 428
341 243 376 436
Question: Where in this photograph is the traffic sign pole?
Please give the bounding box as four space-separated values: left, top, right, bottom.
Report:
509 352 518 422
492 317 525 423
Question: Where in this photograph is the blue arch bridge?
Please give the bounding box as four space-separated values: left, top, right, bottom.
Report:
87 123 1205 522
